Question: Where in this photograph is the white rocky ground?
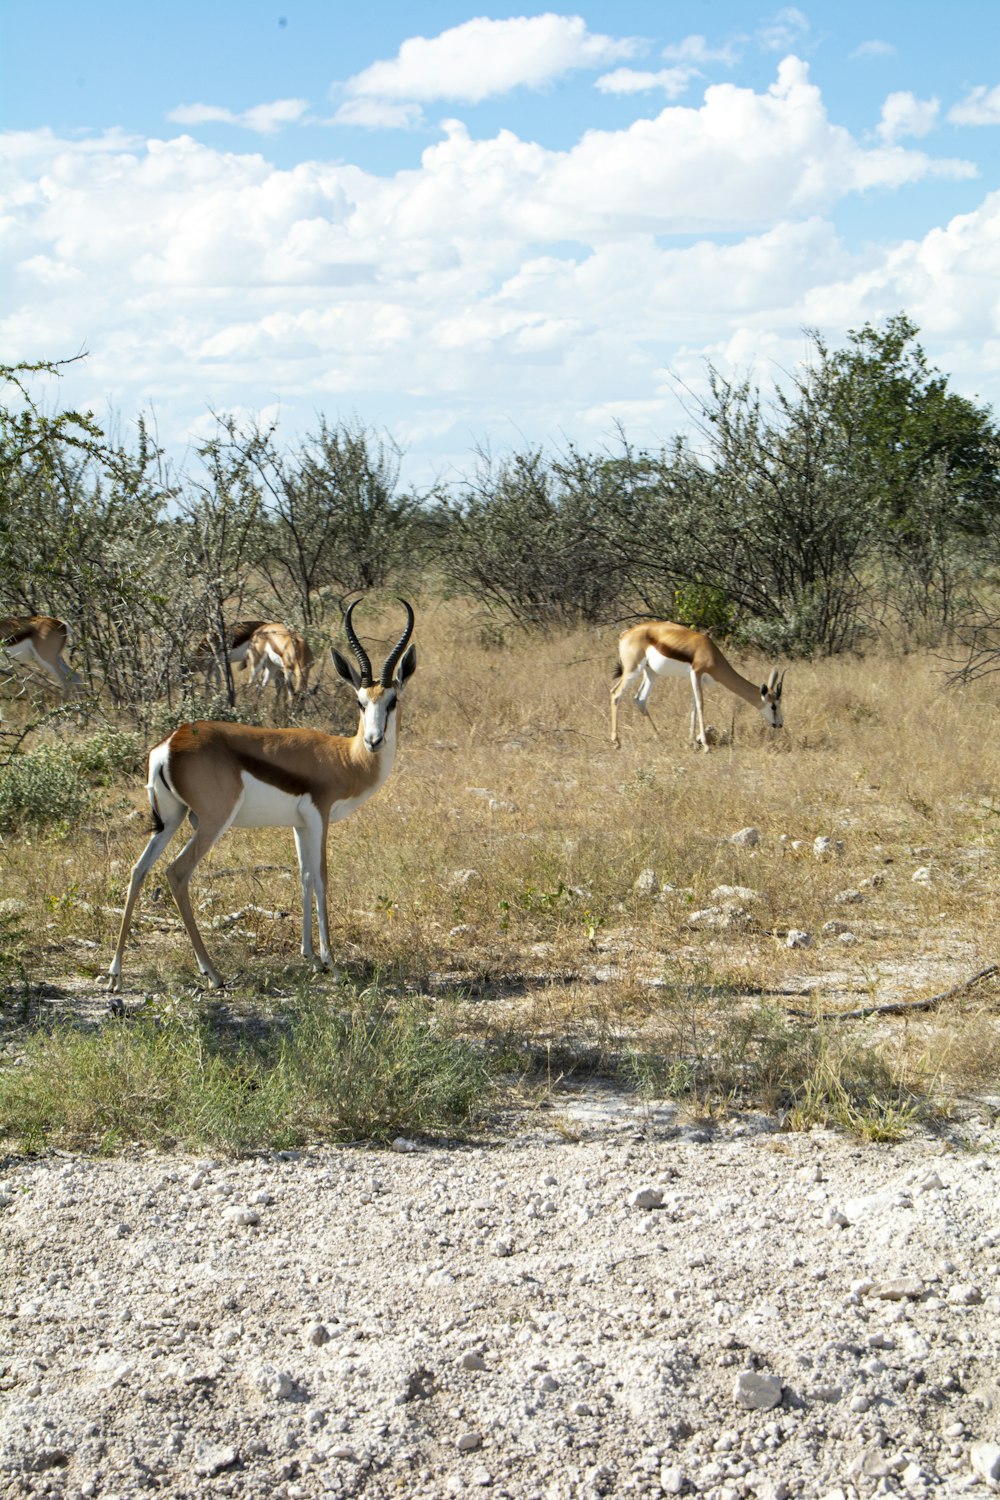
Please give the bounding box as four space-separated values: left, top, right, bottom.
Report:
2 1096 999 1500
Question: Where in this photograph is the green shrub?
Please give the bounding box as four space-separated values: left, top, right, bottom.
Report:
0 744 92 835
672 583 735 638
70 728 144 783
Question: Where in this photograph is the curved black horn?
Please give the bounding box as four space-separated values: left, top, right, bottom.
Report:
343 599 373 686
380 599 415 686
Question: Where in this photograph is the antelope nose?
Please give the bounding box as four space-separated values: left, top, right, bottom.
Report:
365 734 383 751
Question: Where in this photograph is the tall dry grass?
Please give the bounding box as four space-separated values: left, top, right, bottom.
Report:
1 597 997 1142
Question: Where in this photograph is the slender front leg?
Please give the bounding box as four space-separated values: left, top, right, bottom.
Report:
293 826 316 961
293 811 332 969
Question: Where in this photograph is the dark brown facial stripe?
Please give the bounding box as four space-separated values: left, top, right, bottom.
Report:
237 748 314 799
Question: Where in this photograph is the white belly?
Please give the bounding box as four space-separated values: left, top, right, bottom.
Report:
231 773 312 829
646 647 691 680
3 640 38 668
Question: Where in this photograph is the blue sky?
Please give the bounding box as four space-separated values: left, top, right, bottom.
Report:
3 1 1000 486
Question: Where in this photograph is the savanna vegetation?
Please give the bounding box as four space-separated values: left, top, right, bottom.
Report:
1 318 998 1154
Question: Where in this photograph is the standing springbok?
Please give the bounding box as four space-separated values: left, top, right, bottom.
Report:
107 600 416 993
1 615 82 699
611 620 784 751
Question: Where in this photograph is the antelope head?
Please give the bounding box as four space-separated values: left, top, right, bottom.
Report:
332 599 417 753
759 668 785 730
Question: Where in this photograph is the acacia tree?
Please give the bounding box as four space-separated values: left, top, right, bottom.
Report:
434 440 646 627
823 316 1000 631
0 357 104 617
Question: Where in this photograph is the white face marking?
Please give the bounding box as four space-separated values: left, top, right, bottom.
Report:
646 647 691 680
358 686 397 752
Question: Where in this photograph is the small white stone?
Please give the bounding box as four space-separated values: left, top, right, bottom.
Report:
971 1442 1000 1483
222 1205 260 1227
305 1323 330 1347
634 868 659 896
786 928 811 949
946 1283 982 1306
730 826 761 847
457 1431 483 1452
629 1187 663 1211
733 1370 783 1410
711 884 757 903
459 1352 487 1371
912 865 933 883
254 1364 293 1399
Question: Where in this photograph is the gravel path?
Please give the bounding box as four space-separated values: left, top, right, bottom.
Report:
2 1097 999 1500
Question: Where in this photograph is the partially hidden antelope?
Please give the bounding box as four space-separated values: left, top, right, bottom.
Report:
107 599 416 993
191 619 267 692
246 622 314 702
0 615 82 699
611 620 784 751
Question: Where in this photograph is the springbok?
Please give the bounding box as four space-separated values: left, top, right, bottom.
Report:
611 620 784 751
190 620 268 692
0 615 82 699
107 600 416 992
245 623 314 702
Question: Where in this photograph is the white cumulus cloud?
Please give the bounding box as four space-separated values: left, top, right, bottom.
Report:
0 54 994 483
595 67 696 98
339 13 639 106
877 92 939 144
661 33 740 66
949 85 1000 126
168 98 310 134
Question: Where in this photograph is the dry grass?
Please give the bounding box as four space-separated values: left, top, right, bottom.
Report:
1 597 998 1140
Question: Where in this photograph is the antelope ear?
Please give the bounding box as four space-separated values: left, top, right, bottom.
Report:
760 682 769 700
397 643 417 688
331 647 361 688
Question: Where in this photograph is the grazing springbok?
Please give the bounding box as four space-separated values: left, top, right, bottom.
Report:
107 600 416 992
190 620 268 692
0 615 82 699
611 620 784 751
245 622 314 702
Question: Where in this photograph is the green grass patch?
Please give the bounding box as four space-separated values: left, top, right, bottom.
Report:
0 986 490 1154
627 999 919 1140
